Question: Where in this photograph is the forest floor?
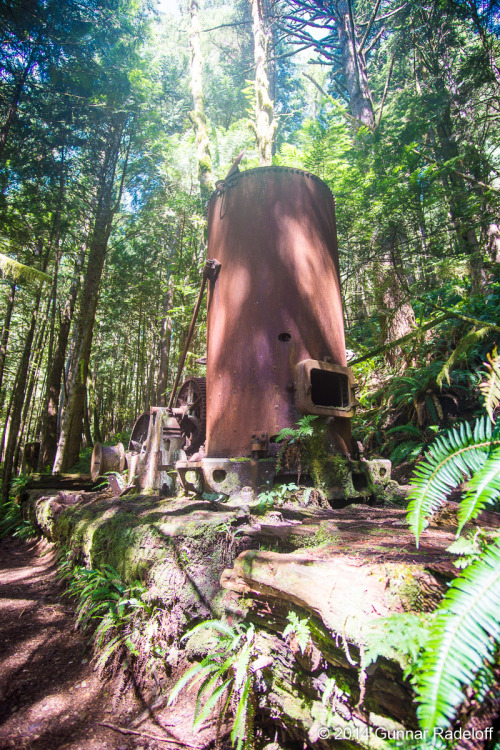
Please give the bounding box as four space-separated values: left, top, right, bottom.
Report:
0 536 213 750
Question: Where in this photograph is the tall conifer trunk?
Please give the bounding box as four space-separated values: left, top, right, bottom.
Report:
0 283 16 409
250 0 276 164
1 248 49 500
53 118 128 473
38 247 85 470
189 0 214 201
337 0 375 129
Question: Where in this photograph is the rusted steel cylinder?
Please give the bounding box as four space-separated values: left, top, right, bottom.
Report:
90 442 126 482
206 166 352 458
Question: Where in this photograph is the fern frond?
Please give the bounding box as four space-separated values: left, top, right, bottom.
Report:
479 347 500 422
234 641 253 691
231 674 253 750
457 448 500 533
407 417 498 545
180 618 235 642
414 539 500 730
193 678 232 729
168 661 207 706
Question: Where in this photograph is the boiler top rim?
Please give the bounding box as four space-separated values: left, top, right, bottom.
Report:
210 165 334 203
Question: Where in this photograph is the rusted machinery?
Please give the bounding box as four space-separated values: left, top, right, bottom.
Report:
91 167 390 501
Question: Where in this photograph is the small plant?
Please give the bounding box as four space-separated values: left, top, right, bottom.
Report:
283 611 311 654
255 482 298 512
169 620 257 750
275 415 322 478
322 676 349 718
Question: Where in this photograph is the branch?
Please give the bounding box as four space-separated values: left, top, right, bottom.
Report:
350 307 500 366
302 73 368 130
417 299 500 333
409 148 500 195
350 313 452 365
375 51 396 129
0 253 51 286
202 20 251 32
364 26 385 56
98 722 200 748
358 0 382 52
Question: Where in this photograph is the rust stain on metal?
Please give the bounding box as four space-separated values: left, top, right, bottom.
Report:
206 166 353 458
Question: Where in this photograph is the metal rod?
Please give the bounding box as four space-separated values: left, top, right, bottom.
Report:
167 259 221 410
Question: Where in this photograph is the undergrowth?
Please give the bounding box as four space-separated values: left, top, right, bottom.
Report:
0 473 38 539
58 555 170 696
169 620 258 750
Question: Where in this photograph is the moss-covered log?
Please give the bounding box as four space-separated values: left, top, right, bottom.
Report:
25 489 500 748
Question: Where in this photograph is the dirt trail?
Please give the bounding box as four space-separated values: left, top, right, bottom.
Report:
0 537 206 750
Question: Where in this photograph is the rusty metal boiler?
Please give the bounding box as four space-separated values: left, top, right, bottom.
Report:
205 166 356 462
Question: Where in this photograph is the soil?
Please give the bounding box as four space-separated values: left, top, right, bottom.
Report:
0 536 214 750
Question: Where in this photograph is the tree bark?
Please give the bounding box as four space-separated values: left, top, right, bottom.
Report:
0 282 16 410
337 0 375 130
251 0 276 164
189 0 214 201
157 278 174 406
1 271 46 500
38 247 85 470
53 118 128 473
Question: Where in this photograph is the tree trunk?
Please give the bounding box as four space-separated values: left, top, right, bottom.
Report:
0 53 35 162
38 247 85 470
434 109 485 292
1 278 45 500
250 0 276 164
14 308 49 474
53 118 128 473
189 0 214 201
337 0 375 130
0 282 16 409
157 278 174 406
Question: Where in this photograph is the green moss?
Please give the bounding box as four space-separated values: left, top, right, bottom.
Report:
305 429 352 497
383 564 428 612
295 524 341 549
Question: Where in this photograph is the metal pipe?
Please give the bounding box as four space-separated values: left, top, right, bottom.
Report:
167 258 221 410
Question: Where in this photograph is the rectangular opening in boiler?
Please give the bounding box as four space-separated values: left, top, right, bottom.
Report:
310 368 350 409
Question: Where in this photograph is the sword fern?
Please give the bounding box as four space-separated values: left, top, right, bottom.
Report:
168 620 257 750
407 416 500 545
407 349 500 733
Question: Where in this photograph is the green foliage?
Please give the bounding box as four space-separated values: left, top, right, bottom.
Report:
0 474 37 539
321 676 349 717
275 414 319 443
479 347 500 422
0 499 37 540
446 531 486 570
169 620 257 750
255 482 299 513
58 558 168 683
407 352 500 733
275 415 324 479
352 353 480 468
363 614 430 675
407 416 500 544
413 540 500 731
283 611 311 654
